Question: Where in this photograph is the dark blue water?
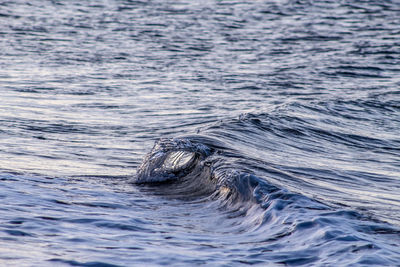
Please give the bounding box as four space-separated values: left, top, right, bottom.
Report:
1 0 400 266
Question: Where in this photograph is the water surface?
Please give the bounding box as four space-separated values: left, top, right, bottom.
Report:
1 0 400 266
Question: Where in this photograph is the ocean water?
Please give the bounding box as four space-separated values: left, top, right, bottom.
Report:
1 0 400 266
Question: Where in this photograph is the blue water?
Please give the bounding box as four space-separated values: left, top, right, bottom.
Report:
1 0 400 266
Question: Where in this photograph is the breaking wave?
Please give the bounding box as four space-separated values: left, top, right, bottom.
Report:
133 110 400 265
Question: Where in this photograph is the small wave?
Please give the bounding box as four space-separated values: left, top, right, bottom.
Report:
48 259 122 267
132 133 398 220
133 138 272 216
133 136 325 222
133 135 400 265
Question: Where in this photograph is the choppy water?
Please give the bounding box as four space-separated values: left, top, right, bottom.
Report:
1 0 400 266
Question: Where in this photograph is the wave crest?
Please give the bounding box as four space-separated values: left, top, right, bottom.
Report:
134 138 211 184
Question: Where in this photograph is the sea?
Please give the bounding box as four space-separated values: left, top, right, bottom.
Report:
1 0 400 266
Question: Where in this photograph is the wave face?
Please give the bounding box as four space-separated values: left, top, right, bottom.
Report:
202 99 400 226
1 0 400 265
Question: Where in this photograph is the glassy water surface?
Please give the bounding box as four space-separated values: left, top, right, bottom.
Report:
1 0 400 266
